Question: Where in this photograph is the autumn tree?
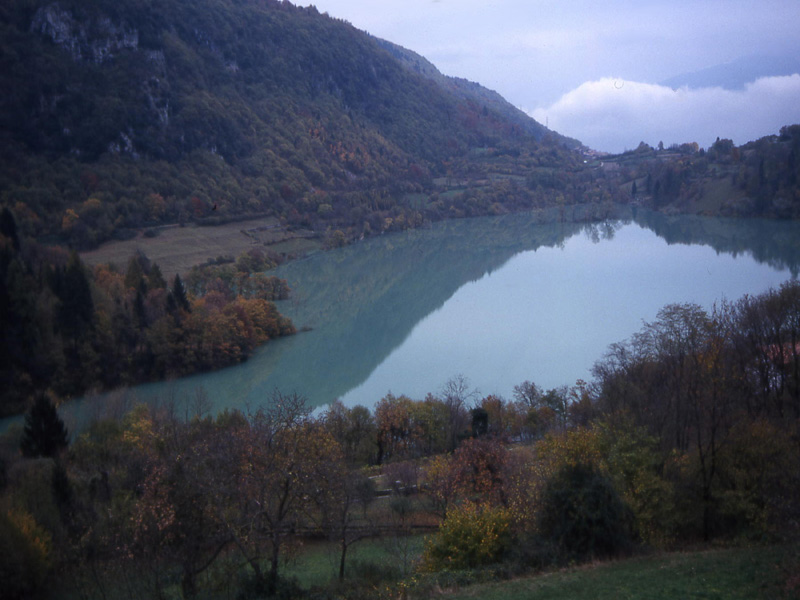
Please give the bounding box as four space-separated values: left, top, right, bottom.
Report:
323 400 377 465
231 392 330 594
421 454 460 520
304 436 375 581
374 393 416 463
449 436 511 506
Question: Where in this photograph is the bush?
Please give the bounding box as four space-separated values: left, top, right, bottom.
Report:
421 503 512 571
0 509 52 600
537 462 635 561
236 572 304 600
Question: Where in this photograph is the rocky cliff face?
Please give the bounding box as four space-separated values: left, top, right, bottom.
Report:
31 3 140 64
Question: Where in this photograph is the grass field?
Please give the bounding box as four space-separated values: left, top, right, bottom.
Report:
79 217 320 278
283 534 427 589
440 544 798 600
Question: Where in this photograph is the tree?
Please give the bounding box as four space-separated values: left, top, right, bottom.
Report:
537 462 634 561
124 256 146 291
422 454 460 520
421 503 512 571
172 274 191 313
306 445 374 581
0 509 52 600
230 392 323 595
0 207 21 252
375 393 416 463
58 251 94 342
439 375 476 451
147 263 167 290
450 436 510 506
128 412 232 600
513 380 542 408
20 394 69 459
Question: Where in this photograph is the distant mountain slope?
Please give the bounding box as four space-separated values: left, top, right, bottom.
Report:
374 38 583 149
660 54 800 90
0 0 587 249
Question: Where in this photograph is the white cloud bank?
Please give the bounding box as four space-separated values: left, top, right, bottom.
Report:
529 74 800 154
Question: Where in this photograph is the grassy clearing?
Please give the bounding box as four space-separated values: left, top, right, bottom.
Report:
79 217 318 278
441 544 798 600
284 534 427 589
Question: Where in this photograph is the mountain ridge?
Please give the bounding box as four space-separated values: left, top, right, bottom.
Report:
660 54 800 90
0 0 595 250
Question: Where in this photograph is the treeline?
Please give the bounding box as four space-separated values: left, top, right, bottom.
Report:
1 281 798 598
624 125 800 218
0 208 294 418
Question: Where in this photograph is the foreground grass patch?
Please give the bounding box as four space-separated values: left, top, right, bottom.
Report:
283 535 427 589
443 544 797 600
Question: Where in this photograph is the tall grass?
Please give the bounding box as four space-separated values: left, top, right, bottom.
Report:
438 544 797 600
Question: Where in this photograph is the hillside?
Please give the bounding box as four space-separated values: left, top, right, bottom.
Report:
599 125 800 220
0 0 606 251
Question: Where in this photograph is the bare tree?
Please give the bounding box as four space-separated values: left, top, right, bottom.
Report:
440 375 476 451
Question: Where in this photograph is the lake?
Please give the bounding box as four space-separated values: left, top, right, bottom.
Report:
21 208 800 430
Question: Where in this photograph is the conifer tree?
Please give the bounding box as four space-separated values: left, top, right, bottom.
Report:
58 251 94 341
20 394 69 458
172 273 191 312
148 262 167 289
124 256 145 291
0 207 20 252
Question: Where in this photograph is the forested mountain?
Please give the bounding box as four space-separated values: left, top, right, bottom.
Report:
0 0 594 250
604 125 800 220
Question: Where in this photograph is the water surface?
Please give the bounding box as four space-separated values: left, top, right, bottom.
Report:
30 209 800 429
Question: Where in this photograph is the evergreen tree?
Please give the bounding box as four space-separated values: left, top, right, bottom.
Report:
20 394 69 458
134 288 147 330
58 251 94 342
538 462 634 560
172 273 191 312
148 262 167 289
0 207 20 253
124 256 145 291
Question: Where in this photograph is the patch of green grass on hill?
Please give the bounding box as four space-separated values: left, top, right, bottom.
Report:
283 535 427 589
442 544 797 600
693 175 745 215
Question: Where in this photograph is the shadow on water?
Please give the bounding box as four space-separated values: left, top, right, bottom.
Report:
4 206 799 434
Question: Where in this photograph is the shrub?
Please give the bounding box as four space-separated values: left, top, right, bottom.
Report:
537 462 635 561
421 503 512 571
0 509 52 600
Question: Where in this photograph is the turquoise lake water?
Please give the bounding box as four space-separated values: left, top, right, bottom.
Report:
9 208 799 432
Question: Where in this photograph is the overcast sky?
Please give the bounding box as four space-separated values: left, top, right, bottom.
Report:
305 0 800 153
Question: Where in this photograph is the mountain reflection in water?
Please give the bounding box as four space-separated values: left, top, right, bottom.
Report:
41 208 800 432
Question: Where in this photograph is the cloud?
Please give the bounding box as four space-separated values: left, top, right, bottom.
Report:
529 75 800 153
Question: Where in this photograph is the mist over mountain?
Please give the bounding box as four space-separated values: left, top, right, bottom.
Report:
660 54 800 90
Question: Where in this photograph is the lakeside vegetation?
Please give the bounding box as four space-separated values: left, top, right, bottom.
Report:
606 124 800 219
0 208 295 418
1 280 798 598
